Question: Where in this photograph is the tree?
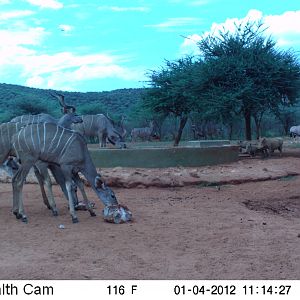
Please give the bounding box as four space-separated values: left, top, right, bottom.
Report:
144 57 204 146
197 20 300 140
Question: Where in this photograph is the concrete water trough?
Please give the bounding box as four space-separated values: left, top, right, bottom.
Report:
89 144 239 168
186 140 231 147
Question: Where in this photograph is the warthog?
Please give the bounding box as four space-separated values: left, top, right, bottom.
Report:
245 143 268 157
238 140 268 157
259 137 283 157
289 125 300 142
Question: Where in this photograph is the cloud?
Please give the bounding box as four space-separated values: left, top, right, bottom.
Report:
0 23 144 91
146 17 202 29
180 9 300 55
25 0 63 10
179 34 202 56
264 10 300 35
98 6 150 12
0 10 35 21
0 0 11 4
23 53 145 90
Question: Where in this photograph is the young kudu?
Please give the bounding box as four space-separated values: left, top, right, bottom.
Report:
130 121 155 142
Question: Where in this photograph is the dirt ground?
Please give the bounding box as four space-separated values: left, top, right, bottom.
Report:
0 153 300 280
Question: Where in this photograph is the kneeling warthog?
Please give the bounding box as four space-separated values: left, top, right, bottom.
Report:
245 142 268 158
259 137 283 157
238 140 267 157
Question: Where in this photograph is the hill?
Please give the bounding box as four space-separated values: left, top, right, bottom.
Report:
0 83 146 122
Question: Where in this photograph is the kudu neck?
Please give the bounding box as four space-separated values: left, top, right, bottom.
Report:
57 114 76 129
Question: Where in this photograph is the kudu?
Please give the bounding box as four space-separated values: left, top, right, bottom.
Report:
72 114 126 148
9 94 86 214
8 122 119 223
130 121 156 142
101 115 127 147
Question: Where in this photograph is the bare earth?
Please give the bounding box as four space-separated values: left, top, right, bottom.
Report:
0 153 300 280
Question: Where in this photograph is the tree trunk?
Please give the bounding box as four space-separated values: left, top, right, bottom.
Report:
244 110 252 141
284 121 289 136
228 123 233 140
173 116 188 146
253 116 260 140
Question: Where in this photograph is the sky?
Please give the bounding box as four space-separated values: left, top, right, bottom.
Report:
0 0 299 92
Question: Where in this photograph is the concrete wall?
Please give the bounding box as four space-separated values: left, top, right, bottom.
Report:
89 145 239 168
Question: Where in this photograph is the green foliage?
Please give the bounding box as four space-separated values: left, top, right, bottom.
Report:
77 103 105 115
0 83 145 124
197 20 300 139
141 20 300 142
144 57 202 117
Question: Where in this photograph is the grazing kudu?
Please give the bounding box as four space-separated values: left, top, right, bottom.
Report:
130 121 155 142
72 114 126 148
9 94 86 214
11 123 119 223
101 115 127 147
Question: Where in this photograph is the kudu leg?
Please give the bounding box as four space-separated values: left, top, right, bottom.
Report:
99 132 106 148
34 165 58 216
65 180 78 223
73 174 96 217
33 166 51 209
61 166 79 223
49 164 79 207
43 171 58 216
12 162 33 223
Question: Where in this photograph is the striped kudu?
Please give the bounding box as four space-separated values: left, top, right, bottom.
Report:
9 94 87 214
130 121 155 142
10 122 119 223
72 114 126 148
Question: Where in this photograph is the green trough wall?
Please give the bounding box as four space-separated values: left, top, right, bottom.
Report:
89 145 239 168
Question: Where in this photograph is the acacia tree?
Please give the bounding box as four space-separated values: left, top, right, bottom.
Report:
197 21 300 140
144 57 204 146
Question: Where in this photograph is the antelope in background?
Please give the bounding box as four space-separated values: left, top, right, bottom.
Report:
72 114 126 148
130 121 158 142
101 115 127 147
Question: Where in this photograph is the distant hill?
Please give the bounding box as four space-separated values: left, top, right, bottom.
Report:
0 83 147 122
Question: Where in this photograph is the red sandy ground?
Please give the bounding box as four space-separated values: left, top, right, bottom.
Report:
0 154 300 280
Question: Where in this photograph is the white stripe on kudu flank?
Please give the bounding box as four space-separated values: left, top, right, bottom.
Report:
59 133 75 160
17 129 22 151
42 123 46 153
30 124 35 151
36 123 41 149
47 125 59 153
89 115 94 133
23 126 30 151
51 128 65 154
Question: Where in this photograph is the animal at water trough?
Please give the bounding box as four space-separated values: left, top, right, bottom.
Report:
259 137 283 157
289 126 300 142
5 122 131 223
130 121 157 142
245 142 268 158
72 114 126 148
